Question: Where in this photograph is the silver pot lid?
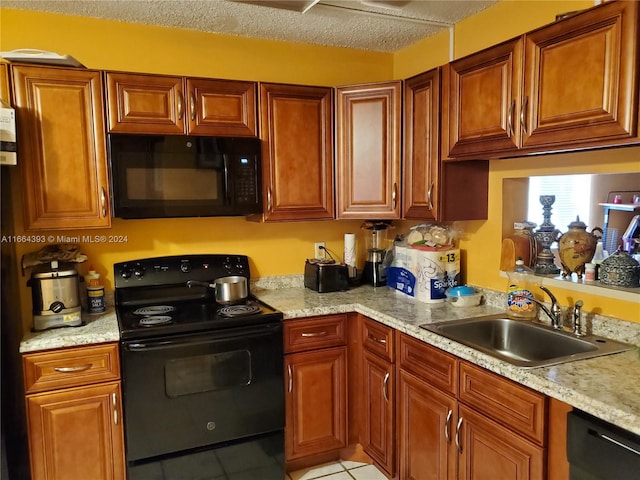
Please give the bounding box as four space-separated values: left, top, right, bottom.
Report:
30 260 79 279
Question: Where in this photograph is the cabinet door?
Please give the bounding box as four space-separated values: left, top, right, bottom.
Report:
187 78 256 136
285 347 347 460
404 68 440 220
398 369 456 480
106 72 185 134
26 382 125 480
522 0 638 149
362 350 394 475
444 38 523 158
260 83 334 221
12 65 111 230
457 405 544 480
336 81 401 219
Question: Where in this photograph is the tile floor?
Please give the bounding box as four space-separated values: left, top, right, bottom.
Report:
287 460 387 480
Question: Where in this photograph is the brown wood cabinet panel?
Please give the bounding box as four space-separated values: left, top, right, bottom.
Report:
26 381 125 480
362 316 394 362
522 0 638 149
459 361 547 445
548 397 572 480
362 350 394 475
23 343 120 394
284 314 346 353
285 346 347 460
444 38 523 158
1 62 10 103
404 68 440 220
187 78 256 136
12 65 111 230
259 83 334 221
336 81 401 219
397 332 458 397
458 404 545 480
106 72 185 134
398 369 457 480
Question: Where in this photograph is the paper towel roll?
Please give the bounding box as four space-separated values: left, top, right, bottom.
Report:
344 233 356 278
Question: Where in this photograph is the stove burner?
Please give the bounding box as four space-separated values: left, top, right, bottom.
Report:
219 304 261 317
134 306 176 316
139 316 173 327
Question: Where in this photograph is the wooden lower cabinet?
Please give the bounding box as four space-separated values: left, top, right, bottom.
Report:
26 381 125 480
398 369 457 480
458 405 544 480
285 346 347 460
362 349 394 475
396 333 546 480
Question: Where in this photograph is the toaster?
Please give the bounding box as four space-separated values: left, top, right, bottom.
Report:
304 260 349 293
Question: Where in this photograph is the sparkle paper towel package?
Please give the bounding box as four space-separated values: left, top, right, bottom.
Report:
387 245 460 303
344 233 357 279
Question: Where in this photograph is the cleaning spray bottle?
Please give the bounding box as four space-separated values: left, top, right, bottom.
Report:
506 257 539 320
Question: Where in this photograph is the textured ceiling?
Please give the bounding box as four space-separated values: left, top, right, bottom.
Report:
3 0 498 52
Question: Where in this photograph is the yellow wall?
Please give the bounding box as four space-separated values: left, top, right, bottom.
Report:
2 1 639 331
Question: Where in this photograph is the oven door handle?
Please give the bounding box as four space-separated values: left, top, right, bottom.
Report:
223 154 231 205
124 323 282 351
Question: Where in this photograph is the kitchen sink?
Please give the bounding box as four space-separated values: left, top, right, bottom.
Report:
420 314 635 368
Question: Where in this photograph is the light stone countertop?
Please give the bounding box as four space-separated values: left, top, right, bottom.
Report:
251 283 640 437
19 308 119 353
19 282 640 437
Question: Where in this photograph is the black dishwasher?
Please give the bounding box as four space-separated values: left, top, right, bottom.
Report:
567 410 640 480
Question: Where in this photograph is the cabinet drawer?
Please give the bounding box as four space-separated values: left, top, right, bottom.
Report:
362 317 394 362
397 333 457 396
284 315 346 353
459 361 547 445
23 343 120 394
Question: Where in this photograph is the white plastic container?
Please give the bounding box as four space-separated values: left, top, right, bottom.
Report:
445 286 483 307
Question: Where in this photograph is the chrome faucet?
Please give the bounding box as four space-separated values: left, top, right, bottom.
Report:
517 285 563 329
573 300 584 336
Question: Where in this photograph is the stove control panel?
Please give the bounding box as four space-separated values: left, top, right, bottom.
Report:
114 255 250 289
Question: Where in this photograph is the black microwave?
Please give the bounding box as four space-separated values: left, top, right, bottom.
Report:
108 134 263 219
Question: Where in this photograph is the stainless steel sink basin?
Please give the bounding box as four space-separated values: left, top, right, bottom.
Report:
420 314 635 368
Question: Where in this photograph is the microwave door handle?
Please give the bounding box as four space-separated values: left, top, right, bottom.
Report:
223 154 231 205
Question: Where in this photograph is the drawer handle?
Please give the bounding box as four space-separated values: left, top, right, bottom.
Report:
54 364 92 373
595 432 640 457
382 372 390 403
369 334 386 345
177 90 184 120
301 331 328 337
427 182 434 212
455 417 463 453
445 409 453 443
189 92 196 122
100 187 107 217
507 98 515 137
287 364 293 393
112 392 118 425
520 95 529 136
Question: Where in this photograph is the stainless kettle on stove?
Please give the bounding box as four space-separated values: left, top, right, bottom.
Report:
27 260 82 331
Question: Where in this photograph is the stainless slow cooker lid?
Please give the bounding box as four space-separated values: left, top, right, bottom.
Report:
30 260 78 279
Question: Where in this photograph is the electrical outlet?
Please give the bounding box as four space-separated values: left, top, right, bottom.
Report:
314 242 326 259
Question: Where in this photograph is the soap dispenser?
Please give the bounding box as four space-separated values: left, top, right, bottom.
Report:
506 258 539 320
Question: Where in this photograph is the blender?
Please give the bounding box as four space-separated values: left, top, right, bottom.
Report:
361 221 391 287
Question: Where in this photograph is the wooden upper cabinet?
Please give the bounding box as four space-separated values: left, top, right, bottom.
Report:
1 62 10 103
445 0 639 159
106 72 257 136
12 65 111 230
404 68 440 220
522 0 638 149
336 81 402 220
444 38 523 158
259 83 334 221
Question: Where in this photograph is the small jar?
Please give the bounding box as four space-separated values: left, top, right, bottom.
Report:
584 263 596 281
613 194 622 204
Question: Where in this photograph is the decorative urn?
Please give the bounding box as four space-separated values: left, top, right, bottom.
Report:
555 216 603 279
599 248 640 288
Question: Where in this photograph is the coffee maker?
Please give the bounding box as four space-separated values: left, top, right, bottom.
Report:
361 221 391 287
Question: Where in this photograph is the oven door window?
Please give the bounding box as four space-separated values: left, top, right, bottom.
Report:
165 349 251 397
